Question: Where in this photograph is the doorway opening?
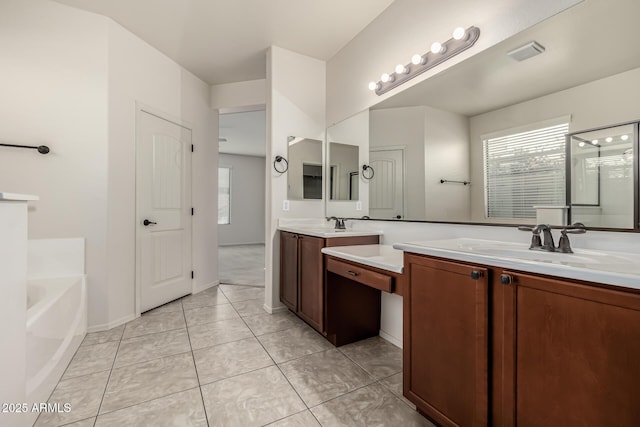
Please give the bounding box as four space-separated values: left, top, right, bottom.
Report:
217 108 267 299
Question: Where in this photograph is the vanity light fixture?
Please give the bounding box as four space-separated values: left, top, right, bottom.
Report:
369 26 480 96
605 137 613 143
592 139 599 145
622 134 630 141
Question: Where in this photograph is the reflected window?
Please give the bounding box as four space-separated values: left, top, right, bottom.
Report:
484 121 569 219
218 166 231 224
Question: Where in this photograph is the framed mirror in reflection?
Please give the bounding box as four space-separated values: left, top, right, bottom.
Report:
287 137 323 200
328 142 359 201
325 0 640 230
569 123 638 229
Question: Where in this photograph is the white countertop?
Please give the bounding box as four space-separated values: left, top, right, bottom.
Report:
278 225 383 239
321 245 404 273
394 238 640 290
0 192 38 201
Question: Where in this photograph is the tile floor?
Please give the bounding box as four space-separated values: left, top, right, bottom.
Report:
218 244 265 287
36 284 434 427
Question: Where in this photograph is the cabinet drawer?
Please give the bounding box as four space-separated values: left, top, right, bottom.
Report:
326 257 393 293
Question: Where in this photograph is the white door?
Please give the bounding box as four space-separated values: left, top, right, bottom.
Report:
369 148 404 219
136 110 192 312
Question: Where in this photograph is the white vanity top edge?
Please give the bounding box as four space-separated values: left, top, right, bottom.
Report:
394 238 640 290
278 225 383 239
321 245 403 273
0 192 39 201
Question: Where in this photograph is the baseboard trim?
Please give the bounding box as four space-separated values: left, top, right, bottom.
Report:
262 303 288 314
87 313 137 333
379 329 402 349
193 280 219 294
218 242 265 247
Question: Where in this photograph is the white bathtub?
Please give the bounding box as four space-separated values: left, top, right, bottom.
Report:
26 276 87 407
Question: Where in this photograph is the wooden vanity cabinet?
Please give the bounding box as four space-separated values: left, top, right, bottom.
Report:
279 231 379 334
499 270 640 427
404 252 640 427
404 254 489 427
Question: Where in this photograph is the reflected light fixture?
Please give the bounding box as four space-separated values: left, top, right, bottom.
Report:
578 142 586 148
592 139 599 145
605 137 613 143
369 26 480 96
622 134 630 141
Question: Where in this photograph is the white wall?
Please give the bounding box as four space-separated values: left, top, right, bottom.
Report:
370 107 425 220
211 79 266 112
218 154 266 245
0 0 217 330
469 67 640 223
326 0 582 125
0 0 110 328
326 109 370 218
107 21 217 327
424 105 471 221
266 46 326 312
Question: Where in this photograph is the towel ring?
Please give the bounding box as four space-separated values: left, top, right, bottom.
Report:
273 155 289 174
362 164 375 180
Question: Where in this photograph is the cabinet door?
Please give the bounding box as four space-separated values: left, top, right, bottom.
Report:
404 255 488 427
279 231 298 311
501 271 640 427
297 234 324 332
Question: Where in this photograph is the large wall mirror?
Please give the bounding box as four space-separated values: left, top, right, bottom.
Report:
326 0 640 230
287 137 323 200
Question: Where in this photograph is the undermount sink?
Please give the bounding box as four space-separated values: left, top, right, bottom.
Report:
444 239 636 269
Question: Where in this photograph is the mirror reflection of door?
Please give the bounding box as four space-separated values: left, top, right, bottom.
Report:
569 123 635 229
328 142 359 200
370 148 404 219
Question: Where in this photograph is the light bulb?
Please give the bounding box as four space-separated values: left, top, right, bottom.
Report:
411 54 424 65
452 27 466 40
395 64 408 74
368 81 378 91
605 137 613 143
381 73 390 83
622 134 630 141
592 139 599 145
431 42 443 54
578 142 585 148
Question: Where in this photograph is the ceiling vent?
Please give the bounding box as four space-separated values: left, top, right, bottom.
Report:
507 41 545 62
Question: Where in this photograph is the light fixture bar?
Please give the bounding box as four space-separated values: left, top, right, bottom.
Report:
372 26 480 96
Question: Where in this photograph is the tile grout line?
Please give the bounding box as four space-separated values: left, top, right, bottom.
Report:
180 300 211 427
228 299 320 424
92 327 124 427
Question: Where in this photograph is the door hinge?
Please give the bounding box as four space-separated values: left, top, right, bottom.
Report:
191 207 194 216
191 144 194 152
191 271 194 279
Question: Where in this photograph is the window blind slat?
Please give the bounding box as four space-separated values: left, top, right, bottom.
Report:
484 122 569 219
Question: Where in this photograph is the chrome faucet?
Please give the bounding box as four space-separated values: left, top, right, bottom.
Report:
519 223 586 253
327 216 346 230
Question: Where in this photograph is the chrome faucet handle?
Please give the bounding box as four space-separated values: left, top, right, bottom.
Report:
335 218 346 230
557 229 574 253
563 222 587 234
532 224 555 252
518 225 542 249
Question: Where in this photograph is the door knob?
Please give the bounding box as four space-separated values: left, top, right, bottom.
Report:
143 219 157 226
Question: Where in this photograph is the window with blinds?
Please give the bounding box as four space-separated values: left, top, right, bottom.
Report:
484 121 569 219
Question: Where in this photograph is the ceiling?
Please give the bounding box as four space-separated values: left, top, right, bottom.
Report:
372 0 640 116
219 109 266 157
53 0 394 85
